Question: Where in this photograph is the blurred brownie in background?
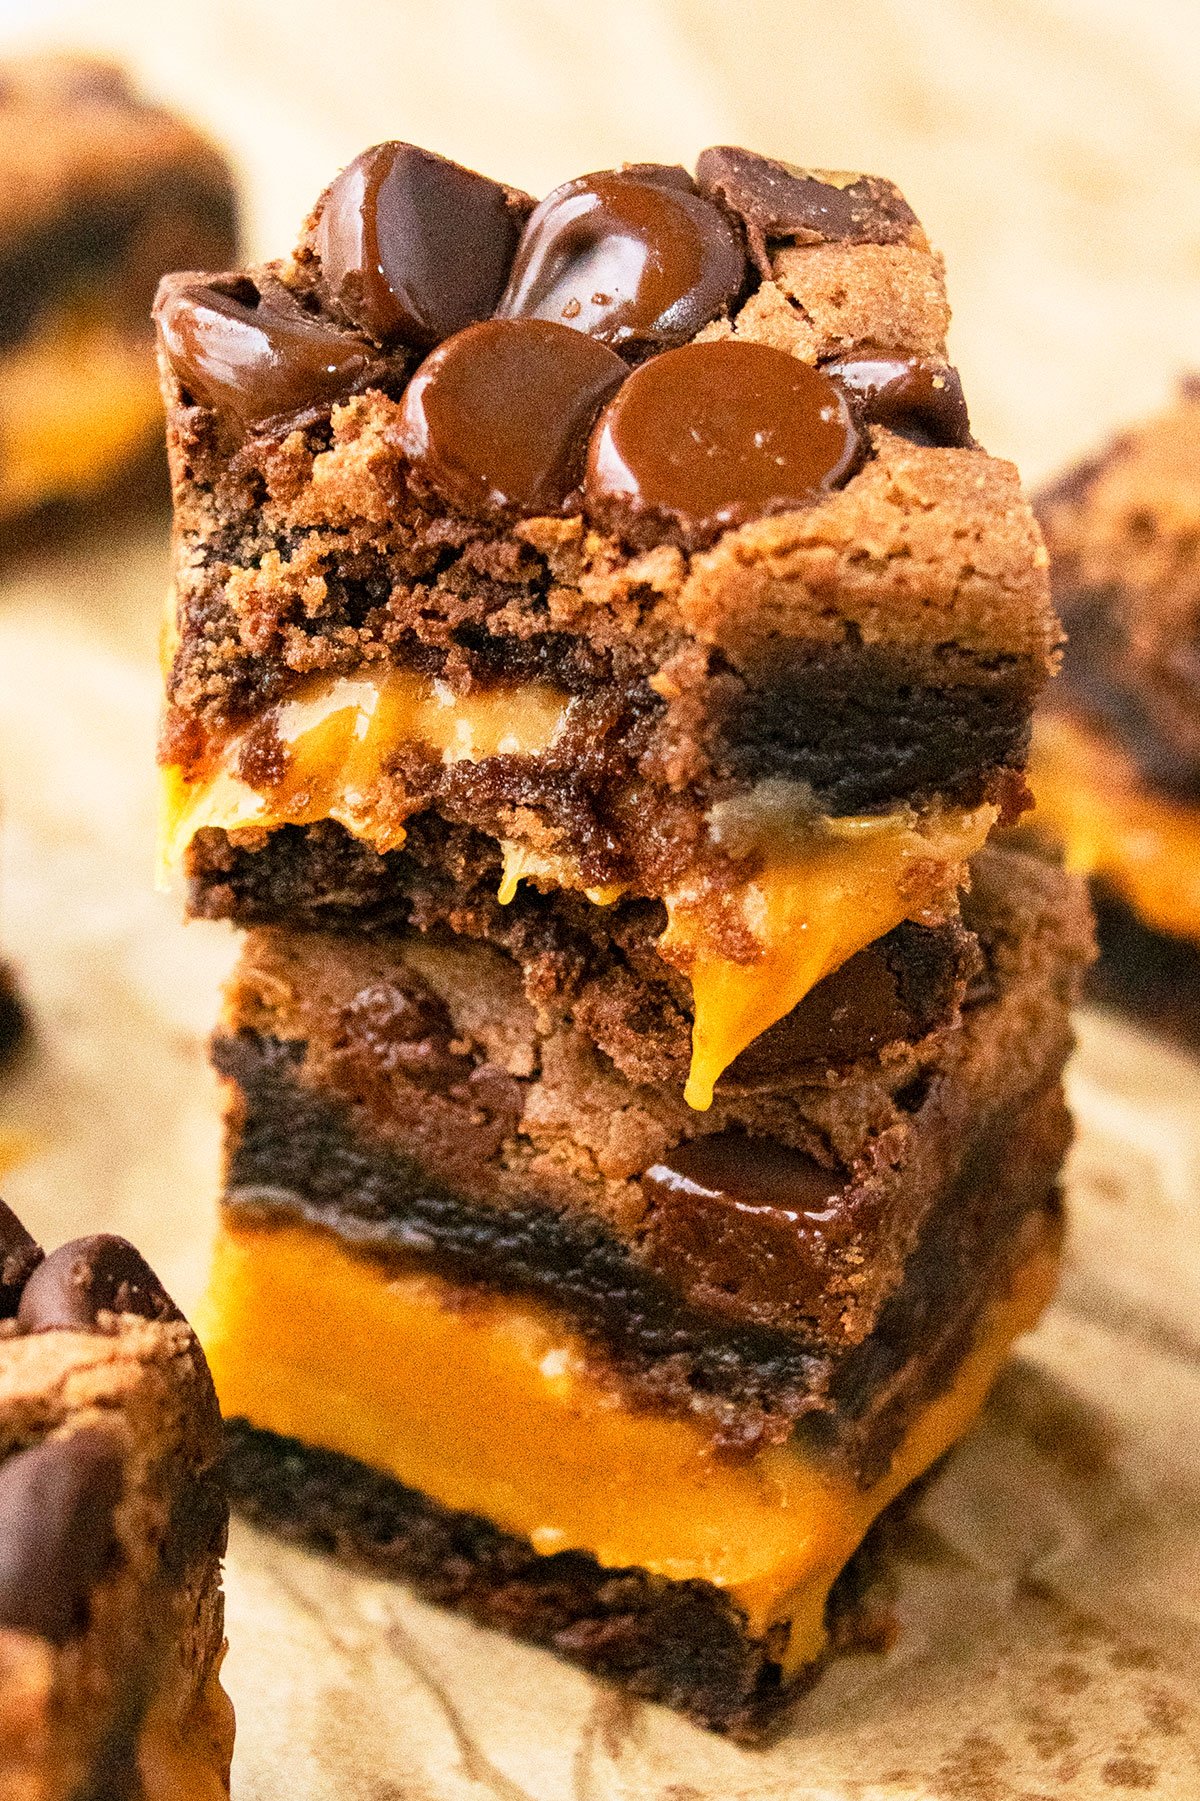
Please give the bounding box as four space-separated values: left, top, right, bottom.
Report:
0 53 236 532
0 1203 232 1799
0 966 22 1070
1029 384 1200 1041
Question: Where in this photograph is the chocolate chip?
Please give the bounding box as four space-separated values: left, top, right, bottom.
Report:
309 142 530 349
823 348 973 448
17 1236 182 1334
585 338 863 549
398 317 627 517
696 146 921 274
154 272 384 434
0 1426 124 1643
641 1133 845 1313
0 1201 42 1319
497 168 746 358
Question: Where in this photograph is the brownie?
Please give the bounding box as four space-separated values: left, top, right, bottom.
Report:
200 849 1086 1730
0 1205 232 1800
156 141 1056 1107
0 966 23 1070
212 844 1090 1463
1030 384 1200 1033
0 53 237 526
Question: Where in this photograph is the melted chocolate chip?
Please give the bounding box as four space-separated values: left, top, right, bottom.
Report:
696 146 921 274
155 273 382 434
310 142 529 349
497 169 746 358
398 317 627 516
585 337 862 548
823 348 973 448
0 1200 42 1319
17 1235 182 1334
0 1427 124 1644
641 1133 846 1313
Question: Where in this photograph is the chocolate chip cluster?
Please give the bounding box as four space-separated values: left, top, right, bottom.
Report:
156 144 972 549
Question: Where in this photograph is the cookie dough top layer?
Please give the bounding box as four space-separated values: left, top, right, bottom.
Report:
155 141 1048 589
0 1208 220 1648
1037 382 1200 796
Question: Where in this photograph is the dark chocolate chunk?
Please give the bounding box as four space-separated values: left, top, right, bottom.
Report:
823 348 973 449
310 142 529 349
0 1426 124 1644
696 147 921 274
17 1235 182 1334
155 272 383 434
585 338 862 548
641 1133 846 1313
0 1200 42 1319
497 168 746 357
397 317 627 516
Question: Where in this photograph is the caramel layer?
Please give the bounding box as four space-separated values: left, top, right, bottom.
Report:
160 672 993 1108
0 303 162 516
1031 713 1200 943
200 1214 1059 1675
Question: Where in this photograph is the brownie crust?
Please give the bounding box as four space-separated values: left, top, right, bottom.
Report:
222 1414 913 1740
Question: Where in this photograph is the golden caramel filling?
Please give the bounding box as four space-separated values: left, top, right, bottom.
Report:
1031 713 1200 942
161 673 993 1108
0 303 162 515
159 669 573 876
200 1215 1059 1674
663 802 996 1109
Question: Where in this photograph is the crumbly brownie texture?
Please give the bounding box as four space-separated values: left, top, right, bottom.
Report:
190 813 979 1091
157 143 1055 914
1036 381 1200 801
215 847 1091 1468
222 1412 919 1740
0 1209 231 1800
0 54 236 355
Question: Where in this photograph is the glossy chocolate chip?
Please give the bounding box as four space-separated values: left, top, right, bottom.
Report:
823 348 973 448
0 1200 41 1319
398 317 627 516
586 337 862 548
697 146 921 273
154 273 381 434
310 142 530 349
17 1235 182 1334
642 1132 845 1312
497 168 746 358
0 1426 124 1643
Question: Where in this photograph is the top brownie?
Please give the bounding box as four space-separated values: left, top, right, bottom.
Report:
156 143 1057 1105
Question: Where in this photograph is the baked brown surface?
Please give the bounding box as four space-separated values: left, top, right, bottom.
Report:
0 53 236 354
0 1211 231 1801
215 845 1091 1468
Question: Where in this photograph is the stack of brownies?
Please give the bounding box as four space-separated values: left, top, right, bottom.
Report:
154 142 1092 1734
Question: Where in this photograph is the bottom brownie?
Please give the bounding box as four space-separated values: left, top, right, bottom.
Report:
223 1417 915 1739
1086 882 1200 1047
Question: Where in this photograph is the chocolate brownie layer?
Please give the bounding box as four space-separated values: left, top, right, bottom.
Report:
222 1414 909 1740
190 814 977 1091
1036 382 1200 802
214 847 1090 1468
0 967 23 1069
0 55 235 353
1084 882 1200 1047
157 144 1054 987
0 1211 232 1800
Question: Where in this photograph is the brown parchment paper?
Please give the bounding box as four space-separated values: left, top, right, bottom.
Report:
1 502 1199 1801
